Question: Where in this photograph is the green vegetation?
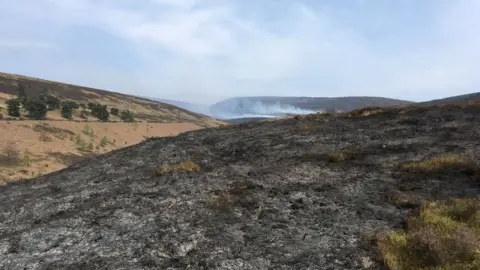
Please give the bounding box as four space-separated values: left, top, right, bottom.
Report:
75 134 93 152
5 99 21 117
61 103 73 119
39 94 60 111
110 107 119 116
17 83 28 109
90 103 109 121
120 110 135 122
25 99 48 120
378 198 480 270
82 124 94 137
99 136 109 147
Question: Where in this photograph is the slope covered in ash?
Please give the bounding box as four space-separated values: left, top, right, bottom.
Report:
1 105 480 269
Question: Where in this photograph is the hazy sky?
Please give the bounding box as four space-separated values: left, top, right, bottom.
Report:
0 0 479 104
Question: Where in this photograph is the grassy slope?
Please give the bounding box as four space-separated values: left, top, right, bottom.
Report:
0 120 202 184
0 72 224 127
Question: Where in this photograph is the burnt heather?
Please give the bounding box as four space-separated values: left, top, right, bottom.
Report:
1 106 480 269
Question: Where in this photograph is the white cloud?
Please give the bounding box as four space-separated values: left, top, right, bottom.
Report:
0 0 479 103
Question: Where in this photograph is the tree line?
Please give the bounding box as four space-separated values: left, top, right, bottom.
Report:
4 83 135 122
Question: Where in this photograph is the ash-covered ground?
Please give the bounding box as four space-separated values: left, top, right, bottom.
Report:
1 105 479 269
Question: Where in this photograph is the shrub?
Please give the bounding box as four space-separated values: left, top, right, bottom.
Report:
39 94 60 110
75 134 93 152
90 103 109 121
99 136 109 147
5 99 21 117
377 198 480 269
82 124 94 137
16 83 28 108
61 103 73 119
25 99 48 120
120 110 135 122
110 107 119 116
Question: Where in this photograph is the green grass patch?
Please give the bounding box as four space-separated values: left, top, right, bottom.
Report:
75 134 93 152
378 198 480 270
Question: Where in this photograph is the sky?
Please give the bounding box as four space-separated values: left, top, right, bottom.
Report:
0 0 479 104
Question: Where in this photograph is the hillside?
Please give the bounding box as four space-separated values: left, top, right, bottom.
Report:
0 121 201 184
209 96 413 119
0 72 223 127
418 91 480 106
1 104 479 269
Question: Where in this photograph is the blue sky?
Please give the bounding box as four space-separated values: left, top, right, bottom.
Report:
0 0 479 104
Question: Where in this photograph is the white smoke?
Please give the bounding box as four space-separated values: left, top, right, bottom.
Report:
210 98 318 119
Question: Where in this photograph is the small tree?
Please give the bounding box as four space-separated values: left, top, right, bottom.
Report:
120 110 135 122
61 104 73 119
110 107 119 116
87 102 96 111
25 99 47 120
6 99 21 117
17 84 28 109
91 104 109 121
39 94 60 111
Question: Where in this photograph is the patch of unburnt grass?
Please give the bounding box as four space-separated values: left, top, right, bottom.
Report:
396 154 479 179
348 106 400 117
154 161 201 176
377 198 480 270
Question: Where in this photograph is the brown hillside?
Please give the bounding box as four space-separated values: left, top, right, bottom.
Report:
0 120 202 184
0 72 223 127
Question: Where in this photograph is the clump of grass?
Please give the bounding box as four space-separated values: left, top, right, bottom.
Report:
0 142 33 167
349 106 399 117
324 149 361 163
0 142 22 166
154 161 200 176
82 124 94 137
377 198 480 270
398 154 479 176
99 136 109 147
75 134 93 152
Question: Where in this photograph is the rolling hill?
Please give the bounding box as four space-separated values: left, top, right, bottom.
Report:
418 92 480 106
209 96 413 119
0 72 223 127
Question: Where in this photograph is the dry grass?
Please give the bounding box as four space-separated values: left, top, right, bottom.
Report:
154 161 201 176
0 142 33 167
324 149 361 163
349 106 399 117
397 154 479 176
0 142 22 166
378 198 480 270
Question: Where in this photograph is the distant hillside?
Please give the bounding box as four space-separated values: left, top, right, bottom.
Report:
210 96 413 119
0 72 223 127
145 97 211 117
419 92 480 106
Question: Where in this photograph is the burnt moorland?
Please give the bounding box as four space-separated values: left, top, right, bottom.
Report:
1 104 480 269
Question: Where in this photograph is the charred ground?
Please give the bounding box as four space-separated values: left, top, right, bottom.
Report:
0 105 479 269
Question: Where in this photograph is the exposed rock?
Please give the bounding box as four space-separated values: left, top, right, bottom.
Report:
1 106 480 269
